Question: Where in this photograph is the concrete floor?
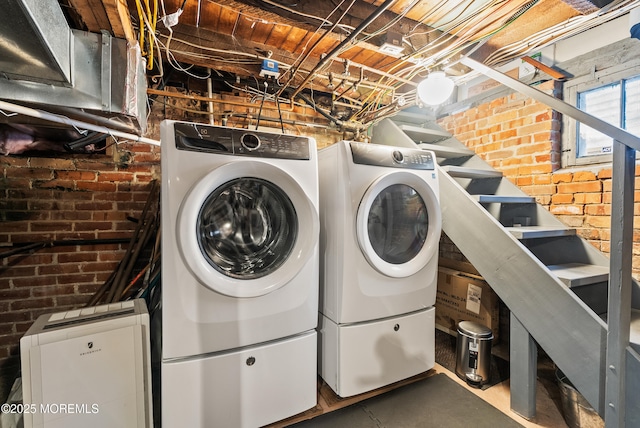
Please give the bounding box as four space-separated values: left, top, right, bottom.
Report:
432 362 570 428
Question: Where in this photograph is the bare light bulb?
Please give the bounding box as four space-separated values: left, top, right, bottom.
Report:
417 71 455 106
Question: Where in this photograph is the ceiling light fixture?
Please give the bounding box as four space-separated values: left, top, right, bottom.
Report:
417 71 455 106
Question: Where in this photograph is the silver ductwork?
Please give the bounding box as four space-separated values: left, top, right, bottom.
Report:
0 0 147 135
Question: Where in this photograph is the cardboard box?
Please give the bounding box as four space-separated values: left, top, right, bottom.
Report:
435 267 500 343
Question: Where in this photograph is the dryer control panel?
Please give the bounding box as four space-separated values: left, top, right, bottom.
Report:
173 122 311 160
349 141 435 170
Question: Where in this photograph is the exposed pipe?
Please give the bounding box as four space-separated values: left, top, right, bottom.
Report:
206 67 215 124
277 0 359 98
0 100 159 146
289 0 398 100
106 180 159 302
0 238 131 260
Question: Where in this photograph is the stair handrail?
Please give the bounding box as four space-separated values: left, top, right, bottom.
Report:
460 56 637 428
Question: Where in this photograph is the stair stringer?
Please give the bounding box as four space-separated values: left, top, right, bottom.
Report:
625 347 640 426
438 168 607 414
372 115 640 419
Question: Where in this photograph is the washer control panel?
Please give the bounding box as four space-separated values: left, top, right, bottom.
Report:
350 141 435 170
174 122 311 160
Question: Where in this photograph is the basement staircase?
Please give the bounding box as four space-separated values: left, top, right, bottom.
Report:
371 114 640 425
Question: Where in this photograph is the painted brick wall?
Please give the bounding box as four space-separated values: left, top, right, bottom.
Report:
437 81 640 279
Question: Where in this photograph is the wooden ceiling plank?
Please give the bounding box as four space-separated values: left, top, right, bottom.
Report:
265 23 293 49
249 21 275 45
66 0 103 33
348 47 379 66
200 1 223 29
291 31 319 57
212 0 437 55
217 6 241 35
103 0 136 42
160 24 389 89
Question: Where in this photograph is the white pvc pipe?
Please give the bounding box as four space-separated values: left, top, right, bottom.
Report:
0 100 160 146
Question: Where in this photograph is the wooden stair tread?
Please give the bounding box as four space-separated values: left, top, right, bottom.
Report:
546 263 609 287
506 226 576 239
418 142 474 159
441 166 503 179
399 124 452 143
473 195 536 204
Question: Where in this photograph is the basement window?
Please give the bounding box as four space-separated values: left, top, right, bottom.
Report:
563 63 640 167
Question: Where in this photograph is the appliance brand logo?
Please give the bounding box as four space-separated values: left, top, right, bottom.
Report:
80 341 102 356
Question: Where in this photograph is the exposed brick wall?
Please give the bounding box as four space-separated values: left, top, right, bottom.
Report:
0 143 160 371
437 80 640 279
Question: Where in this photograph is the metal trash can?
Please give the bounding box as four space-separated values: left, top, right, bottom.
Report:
455 321 493 388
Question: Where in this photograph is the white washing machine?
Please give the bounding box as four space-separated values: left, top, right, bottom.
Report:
318 140 441 397
160 121 319 427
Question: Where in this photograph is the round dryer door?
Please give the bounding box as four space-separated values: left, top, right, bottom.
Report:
356 171 441 278
177 161 318 297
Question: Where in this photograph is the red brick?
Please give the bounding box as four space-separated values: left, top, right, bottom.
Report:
574 193 602 204
6 253 54 266
74 222 114 231
29 158 76 170
38 264 81 276
0 334 24 347
33 180 76 190
12 276 56 288
76 181 117 192
58 191 92 201
56 171 97 181
75 201 114 211
0 288 31 299
31 285 77 297
578 228 602 240
487 150 515 160
58 252 98 263
535 154 552 164
73 160 114 171
98 172 135 182
533 174 552 185
518 164 553 175
517 176 533 186
50 211 93 221
57 273 96 284
55 232 98 241
552 194 574 204
81 261 119 273
77 283 102 294
93 191 133 202
585 216 611 228
550 204 583 215
0 266 37 278
5 168 53 180
56 295 88 307
520 184 555 196
573 171 597 182
10 298 55 311
557 181 602 194
31 222 73 232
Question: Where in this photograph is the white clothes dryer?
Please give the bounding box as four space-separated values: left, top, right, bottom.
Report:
160 121 319 427
318 140 441 397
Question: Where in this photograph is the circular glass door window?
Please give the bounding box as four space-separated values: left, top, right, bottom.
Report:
367 184 428 264
197 178 298 279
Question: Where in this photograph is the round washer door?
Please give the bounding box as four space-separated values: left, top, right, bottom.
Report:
356 171 441 278
177 161 318 297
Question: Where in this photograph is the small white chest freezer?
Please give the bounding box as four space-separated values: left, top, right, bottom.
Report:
20 299 153 428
